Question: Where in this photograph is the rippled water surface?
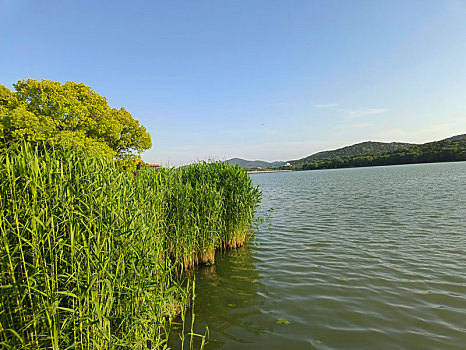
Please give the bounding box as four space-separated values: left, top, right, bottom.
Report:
173 162 466 349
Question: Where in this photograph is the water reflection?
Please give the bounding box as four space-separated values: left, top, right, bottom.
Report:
169 246 273 349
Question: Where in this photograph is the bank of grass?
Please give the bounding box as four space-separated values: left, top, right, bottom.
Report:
0 143 261 349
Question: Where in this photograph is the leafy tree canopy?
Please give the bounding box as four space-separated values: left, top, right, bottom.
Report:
0 79 151 160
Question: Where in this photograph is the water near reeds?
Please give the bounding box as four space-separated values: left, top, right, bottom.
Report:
180 162 466 349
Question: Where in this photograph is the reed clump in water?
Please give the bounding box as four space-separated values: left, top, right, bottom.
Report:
160 161 261 269
0 143 261 349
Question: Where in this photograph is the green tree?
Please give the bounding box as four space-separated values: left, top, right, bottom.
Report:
109 107 152 161
1 84 56 143
1 79 151 160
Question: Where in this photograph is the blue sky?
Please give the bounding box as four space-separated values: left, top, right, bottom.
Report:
1 0 466 166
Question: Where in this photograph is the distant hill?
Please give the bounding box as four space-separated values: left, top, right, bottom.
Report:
226 158 286 169
442 134 466 142
290 141 415 165
223 134 466 170
289 135 466 171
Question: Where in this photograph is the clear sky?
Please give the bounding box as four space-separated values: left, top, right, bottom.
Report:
1 0 466 166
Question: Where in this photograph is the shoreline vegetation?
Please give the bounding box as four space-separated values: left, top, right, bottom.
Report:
247 169 292 174
0 143 261 349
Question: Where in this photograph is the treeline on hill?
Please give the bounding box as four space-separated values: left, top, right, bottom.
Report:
0 81 262 348
291 141 414 164
288 138 466 170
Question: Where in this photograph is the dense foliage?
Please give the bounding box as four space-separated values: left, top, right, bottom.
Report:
289 138 466 170
0 143 261 349
290 141 414 165
0 80 151 162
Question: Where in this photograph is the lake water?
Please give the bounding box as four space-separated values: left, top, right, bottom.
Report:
172 162 466 349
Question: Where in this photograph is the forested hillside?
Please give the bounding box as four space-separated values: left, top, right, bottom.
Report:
290 138 466 170
443 134 466 142
290 141 414 165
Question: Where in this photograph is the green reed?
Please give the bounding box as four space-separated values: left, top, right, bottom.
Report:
0 143 261 349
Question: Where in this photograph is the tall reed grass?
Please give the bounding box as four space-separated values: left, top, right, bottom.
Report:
0 143 261 349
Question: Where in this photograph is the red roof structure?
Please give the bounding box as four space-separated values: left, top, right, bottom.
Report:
136 160 162 169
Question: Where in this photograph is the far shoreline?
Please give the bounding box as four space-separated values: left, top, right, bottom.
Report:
247 169 293 174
